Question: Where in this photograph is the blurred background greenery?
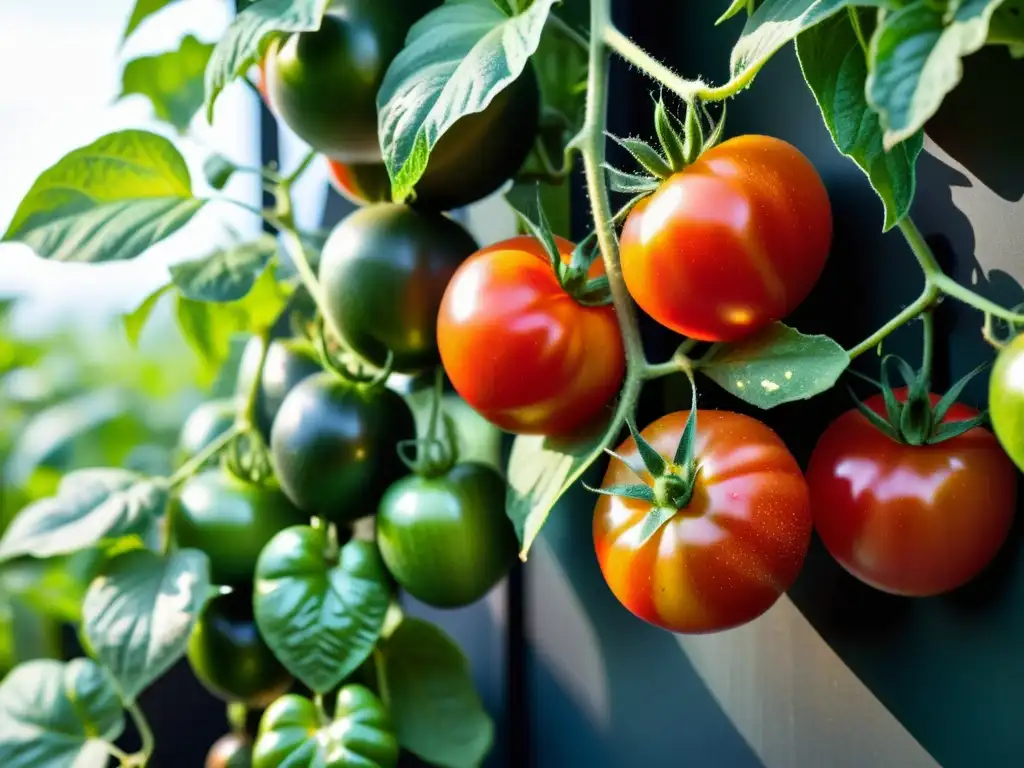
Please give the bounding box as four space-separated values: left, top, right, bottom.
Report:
0 293 245 678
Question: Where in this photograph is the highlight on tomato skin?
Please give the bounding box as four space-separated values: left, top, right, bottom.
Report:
619 134 832 343
436 235 626 437
806 389 1018 597
592 410 813 634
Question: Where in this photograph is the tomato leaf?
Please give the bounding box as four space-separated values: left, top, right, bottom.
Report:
0 470 168 564
202 153 238 191
123 284 174 348
175 264 292 381
866 0 1009 150
699 322 850 409
728 0 888 85
0 550 107 624
506 411 622 560
82 549 210 703
989 0 1024 54
796 10 924 231
718 0 755 25
378 618 493 768
254 530 391 694
122 0 181 42
1 130 204 263
0 658 124 768
119 35 214 133
204 0 330 122
377 0 556 203
170 235 279 302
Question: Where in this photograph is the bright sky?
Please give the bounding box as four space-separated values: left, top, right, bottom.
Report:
0 0 327 335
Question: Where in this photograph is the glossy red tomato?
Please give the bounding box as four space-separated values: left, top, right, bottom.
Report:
806 389 1017 596
620 135 832 342
436 235 625 436
593 410 812 633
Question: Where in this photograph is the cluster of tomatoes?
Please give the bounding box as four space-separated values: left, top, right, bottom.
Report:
171 7 1024 763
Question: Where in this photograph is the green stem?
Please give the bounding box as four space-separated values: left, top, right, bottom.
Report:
284 150 317 185
373 648 390 706
848 7 870 56
933 273 1024 323
227 702 248 736
239 329 271 431
897 217 944 278
127 702 155 765
920 309 934 384
847 288 936 360
106 743 133 767
168 424 243 487
583 0 646 416
603 25 752 103
547 13 589 52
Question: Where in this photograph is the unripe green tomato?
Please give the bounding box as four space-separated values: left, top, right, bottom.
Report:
188 592 293 709
206 732 253 768
990 333 1024 471
263 0 439 163
319 204 478 373
270 372 416 522
176 399 237 468
169 469 308 586
377 463 517 608
236 337 322 441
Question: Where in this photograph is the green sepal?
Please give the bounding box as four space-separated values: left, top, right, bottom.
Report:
635 506 679 549
654 96 688 172
603 448 645 478
926 413 989 445
583 483 656 504
625 417 667 477
849 386 902 443
932 361 989 424
515 193 563 280
673 376 699 470
604 165 661 195
575 276 613 307
702 101 728 151
681 101 705 166
609 135 674 180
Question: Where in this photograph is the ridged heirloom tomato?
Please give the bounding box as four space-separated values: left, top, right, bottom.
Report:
807 389 1017 596
437 235 625 435
593 410 812 633
620 135 832 342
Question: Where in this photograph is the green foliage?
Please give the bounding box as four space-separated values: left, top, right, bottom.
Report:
170 236 280 302
123 0 182 42
254 530 391 694
377 0 557 202
0 659 124 768
699 323 850 409
120 35 214 133
378 618 493 768
82 549 211 702
2 130 204 263
204 0 330 121
506 413 620 559
797 10 924 231
866 0 1009 149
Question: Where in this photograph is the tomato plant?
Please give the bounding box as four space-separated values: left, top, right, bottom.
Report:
619 135 832 342
808 386 1018 596
188 592 294 709
437 234 625 435
3 0 1024 764
593 409 812 633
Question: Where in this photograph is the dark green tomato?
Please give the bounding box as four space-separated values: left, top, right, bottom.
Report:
377 462 516 608
236 337 323 441
319 204 478 373
409 66 541 212
188 592 293 709
177 399 237 468
264 0 439 163
170 469 308 586
253 686 398 768
206 733 253 768
990 333 1024 471
270 372 416 522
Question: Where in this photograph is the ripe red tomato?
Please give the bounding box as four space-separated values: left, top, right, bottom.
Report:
806 389 1017 596
436 235 625 436
620 135 832 342
593 410 812 633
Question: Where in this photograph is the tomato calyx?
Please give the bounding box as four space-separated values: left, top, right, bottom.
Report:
605 96 727 201
310 316 394 394
851 353 990 446
397 369 460 479
586 385 700 547
516 191 612 307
